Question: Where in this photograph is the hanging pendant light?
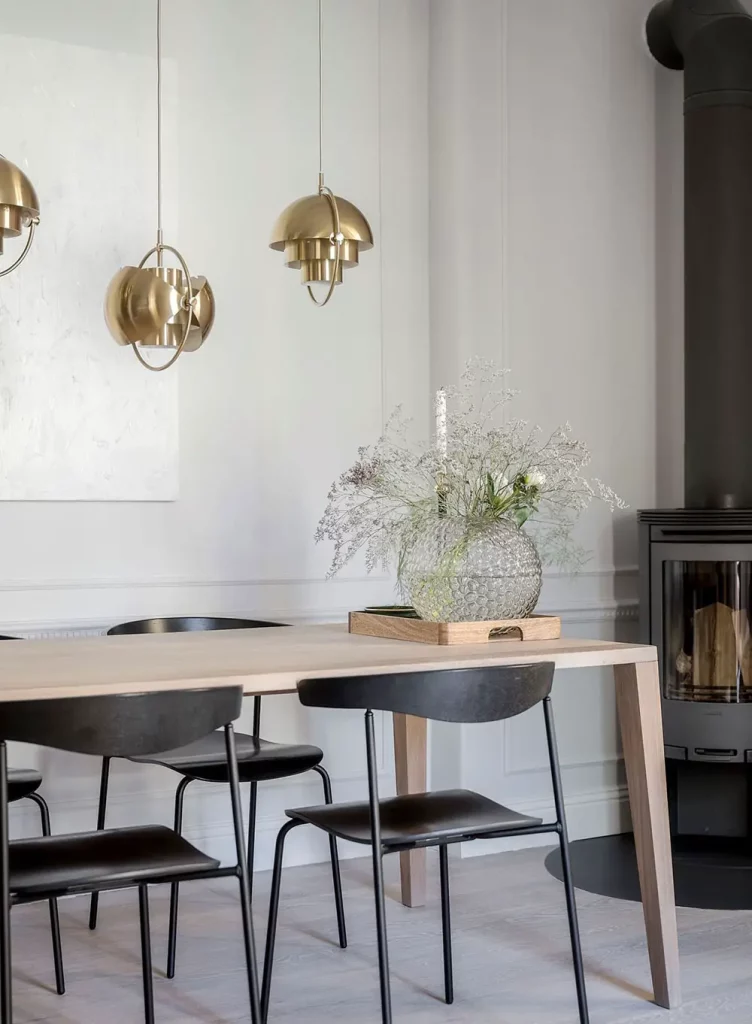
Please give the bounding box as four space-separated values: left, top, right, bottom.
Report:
104 0 214 370
270 0 373 306
0 155 39 278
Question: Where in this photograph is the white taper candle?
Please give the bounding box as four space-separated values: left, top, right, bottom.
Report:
435 387 447 458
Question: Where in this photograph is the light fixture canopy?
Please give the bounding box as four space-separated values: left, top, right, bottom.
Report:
104 0 213 370
0 155 39 277
270 0 373 306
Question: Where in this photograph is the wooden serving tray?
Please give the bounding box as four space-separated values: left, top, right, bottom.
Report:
349 610 561 646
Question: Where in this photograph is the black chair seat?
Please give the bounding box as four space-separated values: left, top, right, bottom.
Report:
287 789 542 847
10 825 220 897
7 768 43 802
129 731 324 784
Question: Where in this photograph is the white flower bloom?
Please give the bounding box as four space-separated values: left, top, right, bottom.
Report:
527 469 546 487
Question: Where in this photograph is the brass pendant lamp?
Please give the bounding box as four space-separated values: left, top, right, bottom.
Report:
270 0 373 306
104 0 214 370
0 155 39 278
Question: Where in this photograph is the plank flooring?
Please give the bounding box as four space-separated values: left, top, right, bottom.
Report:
8 846 752 1022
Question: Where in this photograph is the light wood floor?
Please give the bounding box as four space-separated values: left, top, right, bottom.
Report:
9 846 752 1023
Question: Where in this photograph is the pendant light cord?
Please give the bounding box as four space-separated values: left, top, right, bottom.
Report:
318 0 324 191
308 0 342 307
156 0 164 262
131 0 195 371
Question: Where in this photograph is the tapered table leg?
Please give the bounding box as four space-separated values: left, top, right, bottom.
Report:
393 713 427 907
615 658 681 1009
0 742 11 1024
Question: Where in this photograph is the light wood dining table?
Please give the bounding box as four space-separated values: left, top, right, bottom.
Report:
0 624 679 1008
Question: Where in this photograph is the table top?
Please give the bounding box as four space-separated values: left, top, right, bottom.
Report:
0 624 656 702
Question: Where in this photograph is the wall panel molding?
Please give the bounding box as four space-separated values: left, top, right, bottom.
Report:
0 563 636 594
5 597 637 640
0 574 389 594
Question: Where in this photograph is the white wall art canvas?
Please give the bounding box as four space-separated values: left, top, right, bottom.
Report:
0 34 179 500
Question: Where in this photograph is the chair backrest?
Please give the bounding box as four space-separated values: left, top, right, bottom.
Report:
298 663 555 724
0 686 243 757
107 616 287 635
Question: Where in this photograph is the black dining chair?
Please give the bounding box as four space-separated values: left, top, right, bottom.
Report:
89 616 346 979
260 663 589 1024
0 635 65 997
0 685 261 1024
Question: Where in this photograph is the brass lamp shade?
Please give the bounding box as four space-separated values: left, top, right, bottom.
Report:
105 265 214 354
0 155 39 272
270 192 372 285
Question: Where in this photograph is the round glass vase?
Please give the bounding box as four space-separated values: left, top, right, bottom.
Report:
401 517 542 623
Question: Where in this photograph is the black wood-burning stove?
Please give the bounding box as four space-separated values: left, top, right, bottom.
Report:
640 0 752 846
639 510 752 840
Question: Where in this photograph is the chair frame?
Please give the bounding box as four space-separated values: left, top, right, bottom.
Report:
0 689 262 1024
89 615 346 977
12 789 64 997
260 666 589 1024
89 692 347 976
0 637 64 996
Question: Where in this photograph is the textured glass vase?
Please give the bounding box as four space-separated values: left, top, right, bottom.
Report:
401 518 542 622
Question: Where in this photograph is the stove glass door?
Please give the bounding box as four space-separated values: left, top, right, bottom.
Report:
661 559 752 702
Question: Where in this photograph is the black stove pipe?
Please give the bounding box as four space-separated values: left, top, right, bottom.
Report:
647 0 752 509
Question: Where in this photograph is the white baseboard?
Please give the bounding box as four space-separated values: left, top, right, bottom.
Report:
460 784 631 858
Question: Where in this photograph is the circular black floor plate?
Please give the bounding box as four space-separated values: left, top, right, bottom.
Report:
545 833 752 910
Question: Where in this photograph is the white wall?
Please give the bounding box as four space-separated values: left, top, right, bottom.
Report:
1 0 676 868
428 0 667 850
0 0 429 629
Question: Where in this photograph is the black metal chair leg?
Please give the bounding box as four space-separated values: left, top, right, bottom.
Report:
261 819 299 1022
364 710 392 1024
225 726 262 1024
166 776 192 980
247 780 258 901
557 829 589 1024
371 850 392 1024
138 886 155 1024
26 793 65 996
0 745 12 1024
311 763 347 949
88 756 111 931
438 845 454 1005
544 697 589 1024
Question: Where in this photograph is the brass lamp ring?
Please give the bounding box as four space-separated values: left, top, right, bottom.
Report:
132 241 195 372
307 186 342 308
0 218 37 280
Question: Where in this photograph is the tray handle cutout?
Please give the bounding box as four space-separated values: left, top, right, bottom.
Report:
488 625 523 641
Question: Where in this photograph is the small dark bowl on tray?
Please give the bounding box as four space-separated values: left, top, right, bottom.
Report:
363 606 420 619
